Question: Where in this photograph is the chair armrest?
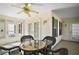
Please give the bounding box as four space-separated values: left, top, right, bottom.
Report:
0 46 8 50
9 46 20 50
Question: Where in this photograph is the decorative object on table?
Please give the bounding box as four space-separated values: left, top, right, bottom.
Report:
34 40 39 49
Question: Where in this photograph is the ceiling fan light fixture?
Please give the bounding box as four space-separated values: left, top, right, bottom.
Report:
12 3 39 17
25 11 31 17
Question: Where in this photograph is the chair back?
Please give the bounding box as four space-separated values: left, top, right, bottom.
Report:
42 36 56 49
21 35 34 43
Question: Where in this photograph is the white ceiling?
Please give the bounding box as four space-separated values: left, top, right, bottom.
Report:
0 3 79 19
52 5 79 19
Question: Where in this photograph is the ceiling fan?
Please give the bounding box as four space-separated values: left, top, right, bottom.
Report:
12 3 39 17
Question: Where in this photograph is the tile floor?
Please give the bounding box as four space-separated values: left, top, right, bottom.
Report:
53 40 79 55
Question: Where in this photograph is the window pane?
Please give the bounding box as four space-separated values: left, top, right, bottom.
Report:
34 22 39 40
72 24 79 39
59 22 62 35
8 24 15 37
28 23 32 35
18 23 22 34
52 17 58 37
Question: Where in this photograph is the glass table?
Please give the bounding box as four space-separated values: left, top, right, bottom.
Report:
19 40 47 55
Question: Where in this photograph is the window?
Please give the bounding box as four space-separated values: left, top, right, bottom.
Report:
28 23 32 35
7 23 15 37
59 22 62 35
0 20 5 38
52 17 58 37
72 24 79 39
18 23 22 34
34 22 39 40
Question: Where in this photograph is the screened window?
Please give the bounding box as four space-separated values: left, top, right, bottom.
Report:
52 17 58 37
59 22 62 35
18 23 22 34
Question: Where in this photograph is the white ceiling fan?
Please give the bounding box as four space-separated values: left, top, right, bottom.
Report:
11 3 39 17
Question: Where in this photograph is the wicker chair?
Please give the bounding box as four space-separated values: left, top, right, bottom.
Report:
20 35 35 55
40 36 56 55
21 35 34 43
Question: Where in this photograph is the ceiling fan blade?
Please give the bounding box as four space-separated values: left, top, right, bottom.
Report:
24 3 28 6
11 5 22 9
31 3 43 6
17 11 23 14
17 10 31 17
31 10 39 14
24 11 31 17
27 12 31 17
24 3 31 8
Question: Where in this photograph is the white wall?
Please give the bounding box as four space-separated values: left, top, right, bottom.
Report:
62 17 79 42
0 11 62 47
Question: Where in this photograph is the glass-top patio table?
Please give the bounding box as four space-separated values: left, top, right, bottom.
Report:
19 40 47 55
